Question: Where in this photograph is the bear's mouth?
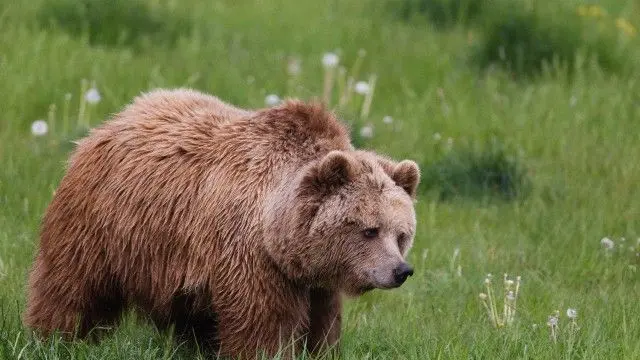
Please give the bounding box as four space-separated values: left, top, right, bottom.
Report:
358 284 376 293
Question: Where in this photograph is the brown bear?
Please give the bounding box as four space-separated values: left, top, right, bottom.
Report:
23 88 420 359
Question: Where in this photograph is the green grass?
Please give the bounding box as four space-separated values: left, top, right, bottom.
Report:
1 0 640 358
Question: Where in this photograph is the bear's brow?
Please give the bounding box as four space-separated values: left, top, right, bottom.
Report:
343 217 376 228
362 172 385 193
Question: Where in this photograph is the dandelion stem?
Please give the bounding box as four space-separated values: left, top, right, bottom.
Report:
480 298 493 325
485 279 501 327
323 66 336 106
78 79 88 129
511 276 521 324
336 67 346 110
348 49 366 84
339 77 354 112
47 104 57 135
63 94 71 135
503 274 508 324
360 74 377 120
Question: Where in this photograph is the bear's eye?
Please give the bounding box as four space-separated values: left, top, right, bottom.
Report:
362 227 379 239
397 233 407 247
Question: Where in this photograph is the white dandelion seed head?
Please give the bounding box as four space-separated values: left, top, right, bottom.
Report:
31 120 48 136
506 291 516 301
85 87 101 104
532 323 538 329
433 132 442 141
382 115 393 124
505 279 515 287
566 308 578 319
287 58 301 76
569 95 578 107
359 125 373 139
547 316 558 327
601 237 615 250
322 52 339 69
479 293 488 300
354 81 370 95
264 94 281 107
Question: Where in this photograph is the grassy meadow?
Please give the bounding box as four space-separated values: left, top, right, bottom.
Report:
1 0 640 358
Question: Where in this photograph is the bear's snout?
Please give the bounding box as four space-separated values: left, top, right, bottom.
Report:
392 263 414 286
368 261 414 289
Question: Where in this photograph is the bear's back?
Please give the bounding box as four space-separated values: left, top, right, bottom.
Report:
43 89 353 289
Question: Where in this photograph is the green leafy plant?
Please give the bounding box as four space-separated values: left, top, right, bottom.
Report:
474 2 633 78
421 137 531 201
37 0 193 50
393 0 486 28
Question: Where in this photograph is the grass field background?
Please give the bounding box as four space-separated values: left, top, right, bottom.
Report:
1 0 640 358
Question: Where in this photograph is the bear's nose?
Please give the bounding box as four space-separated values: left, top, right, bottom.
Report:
393 263 414 285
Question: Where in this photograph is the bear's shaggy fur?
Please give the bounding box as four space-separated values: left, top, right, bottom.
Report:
23 89 421 358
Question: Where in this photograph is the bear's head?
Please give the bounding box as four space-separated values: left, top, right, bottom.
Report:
264 150 420 296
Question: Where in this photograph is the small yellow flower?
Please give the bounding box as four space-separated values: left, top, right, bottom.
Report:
588 5 606 18
577 5 588 17
616 18 637 37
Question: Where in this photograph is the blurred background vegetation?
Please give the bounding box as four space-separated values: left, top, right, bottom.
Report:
1 0 639 358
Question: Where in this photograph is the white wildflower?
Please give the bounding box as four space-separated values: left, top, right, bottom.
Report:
479 293 488 300
547 315 558 327
506 291 516 301
359 125 373 139
382 115 393 124
84 87 101 104
322 52 339 69
433 132 442 141
505 279 515 287
265 94 281 106
566 308 577 319
601 237 615 250
31 120 48 136
354 81 370 95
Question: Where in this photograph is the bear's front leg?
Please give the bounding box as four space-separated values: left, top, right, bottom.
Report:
214 287 311 359
307 288 342 356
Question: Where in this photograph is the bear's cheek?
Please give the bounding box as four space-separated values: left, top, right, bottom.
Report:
341 255 381 290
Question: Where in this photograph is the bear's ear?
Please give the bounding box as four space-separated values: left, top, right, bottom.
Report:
311 150 357 193
392 160 420 198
